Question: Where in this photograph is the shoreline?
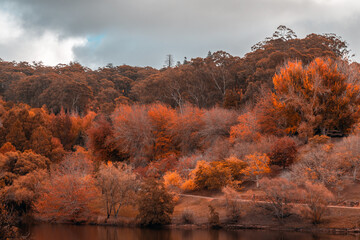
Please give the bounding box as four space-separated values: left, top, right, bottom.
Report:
30 220 360 236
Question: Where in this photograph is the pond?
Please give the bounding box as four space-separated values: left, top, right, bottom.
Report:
28 224 358 240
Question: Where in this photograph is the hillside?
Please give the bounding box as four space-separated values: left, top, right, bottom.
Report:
1 26 360 238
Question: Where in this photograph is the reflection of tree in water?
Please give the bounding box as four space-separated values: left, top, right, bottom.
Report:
181 229 193 240
209 229 220 240
136 228 172 240
29 225 352 240
104 227 118 240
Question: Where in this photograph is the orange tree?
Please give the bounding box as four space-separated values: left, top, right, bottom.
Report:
258 58 360 138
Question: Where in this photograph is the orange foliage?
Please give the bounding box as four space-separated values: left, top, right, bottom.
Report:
163 171 182 192
230 111 261 143
35 174 100 222
190 157 247 190
259 58 360 138
180 179 196 192
148 104 177 160
242 153 271 188
0 142 16 154
35 151 100 222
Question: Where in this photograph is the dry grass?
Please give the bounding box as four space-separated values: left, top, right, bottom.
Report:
171 183 360 230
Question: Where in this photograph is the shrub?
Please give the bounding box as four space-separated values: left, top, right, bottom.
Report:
192 158 247 191
208 204 221 228
193 160 232 190
181 209 194 224
180 179 196 192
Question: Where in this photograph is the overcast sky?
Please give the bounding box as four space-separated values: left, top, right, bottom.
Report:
0 0 360 69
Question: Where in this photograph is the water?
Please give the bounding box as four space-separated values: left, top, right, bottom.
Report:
28 224 358 240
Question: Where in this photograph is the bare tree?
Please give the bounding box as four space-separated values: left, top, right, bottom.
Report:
164 54 174 68
334 135 360 181
300 181 334 224
260 177 302 223
97 162 138 219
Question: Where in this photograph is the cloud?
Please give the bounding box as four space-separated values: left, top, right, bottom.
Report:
0 8 87 66
1 0 360 68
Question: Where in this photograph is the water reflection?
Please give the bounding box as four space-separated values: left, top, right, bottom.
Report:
29 224 358 240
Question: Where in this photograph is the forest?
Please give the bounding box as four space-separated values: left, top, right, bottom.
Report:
1 25 360 238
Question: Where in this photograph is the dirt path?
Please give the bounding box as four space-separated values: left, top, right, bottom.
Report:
179 193 360 210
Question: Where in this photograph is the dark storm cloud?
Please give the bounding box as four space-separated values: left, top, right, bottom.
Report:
1 0 360 68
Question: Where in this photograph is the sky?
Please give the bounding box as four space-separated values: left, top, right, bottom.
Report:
0 0 360 69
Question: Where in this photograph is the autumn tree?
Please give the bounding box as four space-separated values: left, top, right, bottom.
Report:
137 178 175 226
86 115 121 162
148 104 177 160
259 58 360 138
198 107 238 149
112 104 154 165
240 27 351 106
0 150 49 179
0 150 49 216
268 137 297 169
132 51 241 109
1 169 48 217
35 151 101 222
30 126 53 157
242 153 271 188
5 120 27 151
49 109 76 150
96 162 138 219
230 111 261 143
170 104 204 155
192 157 247 190
193 160 232 190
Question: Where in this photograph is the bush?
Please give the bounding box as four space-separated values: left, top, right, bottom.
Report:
268 137 297 169
208 204 221 228
181 209 194 224
194 161 232 190
137 178 175 226
192 158 247 190
180 179 196 192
